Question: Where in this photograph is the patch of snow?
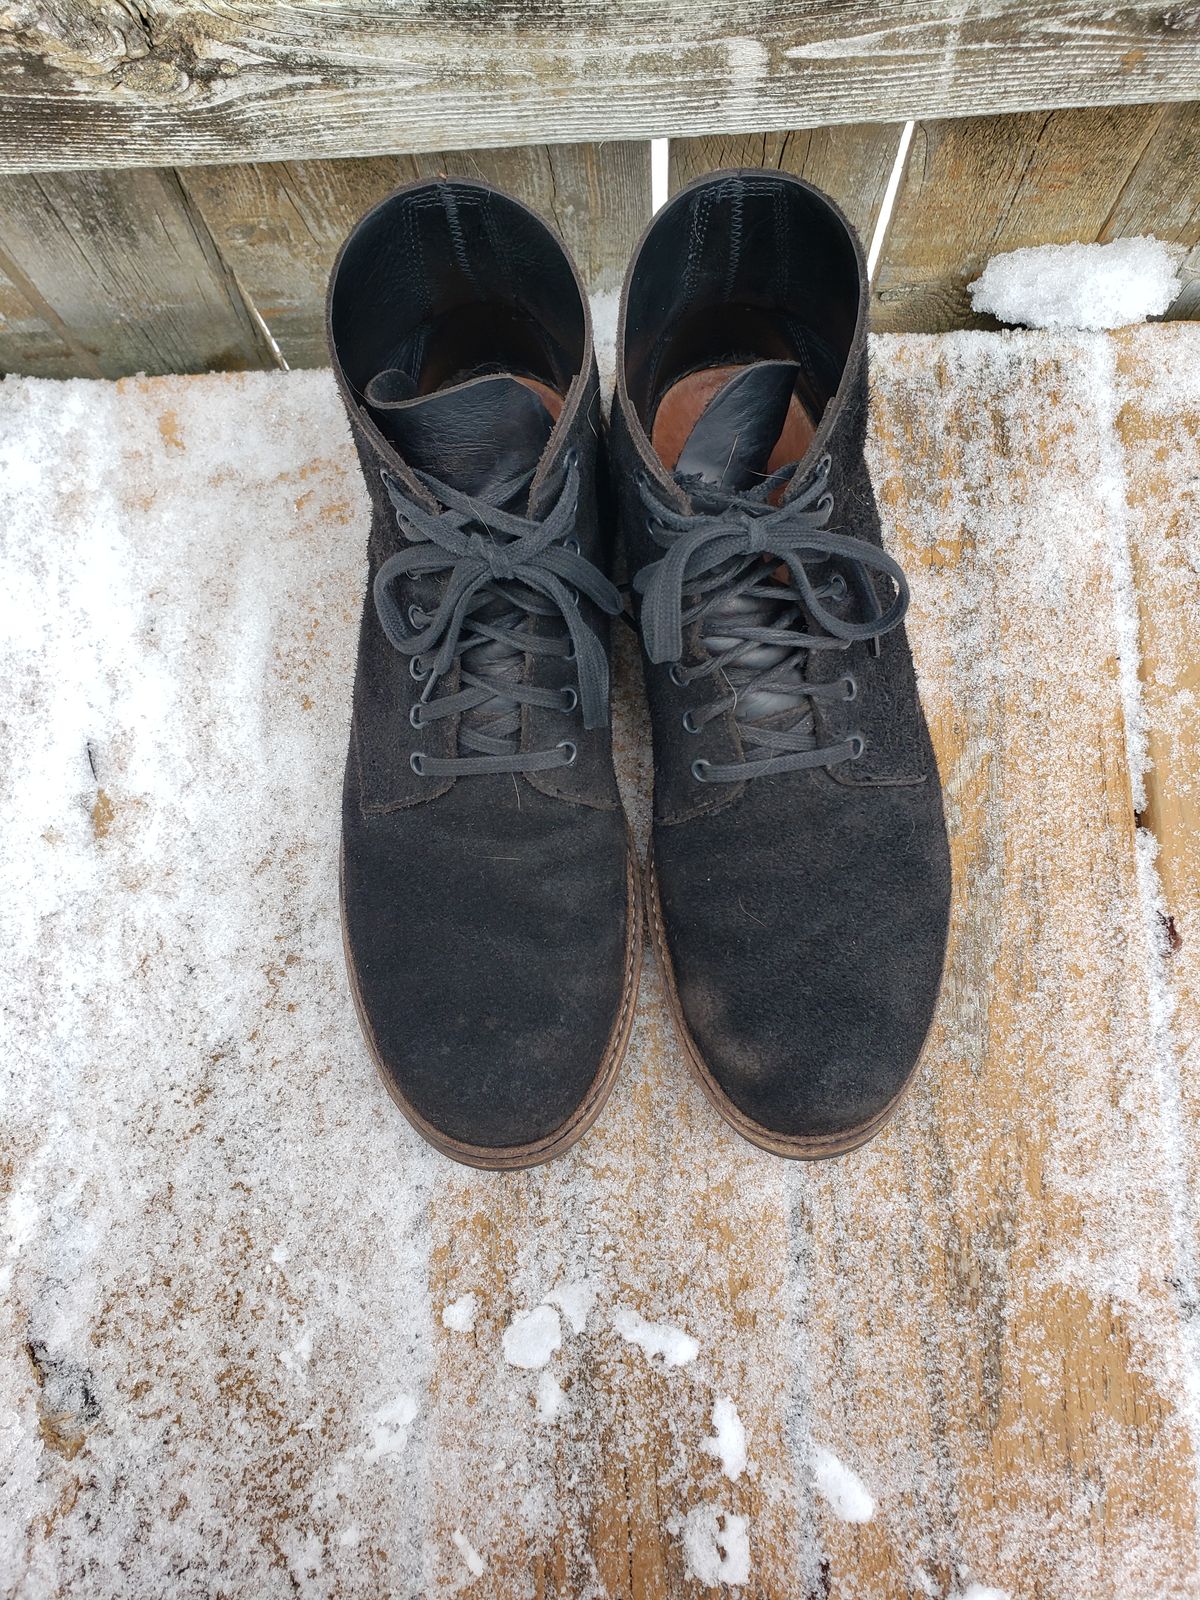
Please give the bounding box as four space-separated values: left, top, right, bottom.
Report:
277 1326 313 1372
501 1304 561 1369
536 1372 566 1422
364 1393 418 1463
545 1278 596 1334
441 1292 478 1333
702 1397 747 1481
612 1306 699 1367
953 1586 1011 1600
451 1529 486 1578
812 1447 875 1523
270 1244 288 1266
679 1505 751 1587
969 237 1181 330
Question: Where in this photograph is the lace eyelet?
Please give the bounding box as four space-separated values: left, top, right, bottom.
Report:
410 752 427 776
818 452 832 476
849 734 866 760
407 603 425 629
564 537 580 555
409 705 424 729
817 492 834 516
668 663 686 687
691 759 711 783
557 740 578 767
682 710 701 735
560 687 578 712
842 675 858 702
564 642 577 662
409 655 428 681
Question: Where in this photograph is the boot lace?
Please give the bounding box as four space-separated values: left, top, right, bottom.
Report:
635 456 909 783
375 457 621 777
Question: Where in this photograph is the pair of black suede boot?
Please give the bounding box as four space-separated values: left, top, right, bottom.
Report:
328 170 951 1170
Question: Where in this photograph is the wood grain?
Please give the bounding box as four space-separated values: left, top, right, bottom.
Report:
1112 321 1200 1330
1102 100 1200 321
181 142 651 368
0 167 276 377
873 102 1200 331
2 2 1199 174
668 124 903 244
418 334 1200 1596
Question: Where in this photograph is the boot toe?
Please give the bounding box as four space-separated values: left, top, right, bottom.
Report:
654 771 950 1148
342 776 633 1156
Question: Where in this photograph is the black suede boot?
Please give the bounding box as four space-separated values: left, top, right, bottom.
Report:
328 179 641 1169
610 170 950 1158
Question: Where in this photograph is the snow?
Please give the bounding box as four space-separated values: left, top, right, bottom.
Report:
3 328 1200 1598
811 1447 875 1523
612 1307 699 1367
952 1586 1010 1600
969 236 1182 330
679 1505 751 1586
451 1530 486 1578
545 1277 596 1334
365 1394 419 1463
702 1397 748 1482
442 1293 479 1333
535 1372 566 1422
501 1305 562 1370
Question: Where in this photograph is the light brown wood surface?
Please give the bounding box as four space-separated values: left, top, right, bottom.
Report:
668 124 903 243
182 142 651 368
3 2 1200 174
415 328 1200 1597
872 102 1200 331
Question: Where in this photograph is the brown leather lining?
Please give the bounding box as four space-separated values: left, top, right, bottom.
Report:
650 363 817 473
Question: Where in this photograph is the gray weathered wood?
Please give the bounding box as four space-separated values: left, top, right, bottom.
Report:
1101 100 1200 321
669 124 903 245
871 102 1200 332
180 141 651 368
0 167 277 377
2 2 1199 174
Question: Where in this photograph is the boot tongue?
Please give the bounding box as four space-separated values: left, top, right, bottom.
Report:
674 360 803 492
363 369 555 507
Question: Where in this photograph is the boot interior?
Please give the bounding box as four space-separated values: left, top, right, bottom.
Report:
623 173 863 463
330 181 585 408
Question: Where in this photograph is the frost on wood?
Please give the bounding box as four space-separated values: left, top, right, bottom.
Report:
4 332 1200 1600
968 237 1182 330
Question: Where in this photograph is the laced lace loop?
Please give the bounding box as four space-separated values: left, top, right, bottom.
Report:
634 457 911 783
374 460 621 778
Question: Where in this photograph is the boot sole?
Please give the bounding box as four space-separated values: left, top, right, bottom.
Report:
340 825 644 1170
646 850 929 1160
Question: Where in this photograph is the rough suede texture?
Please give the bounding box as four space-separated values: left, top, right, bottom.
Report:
613 170 952 1141
329 179 632 1151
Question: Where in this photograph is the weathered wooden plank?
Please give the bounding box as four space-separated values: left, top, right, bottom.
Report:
0 168 276 377
1102 101 1200 321
2 2 1199 174
668 124 903 243
417 332 1200 1597
1113 321 1200 1316
181 142 651 369
873 102 1200 331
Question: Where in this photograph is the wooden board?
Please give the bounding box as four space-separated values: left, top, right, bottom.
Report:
1102 100 1200 321
3 2 1200 173
0 167 276 377
181 142 651 368
415 331 1200 1597
1112 321 1200 1313
873 102 1200 331
668 124 903 243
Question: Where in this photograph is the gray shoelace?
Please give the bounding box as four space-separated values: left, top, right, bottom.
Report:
635 455 910 783
375 459 621 777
